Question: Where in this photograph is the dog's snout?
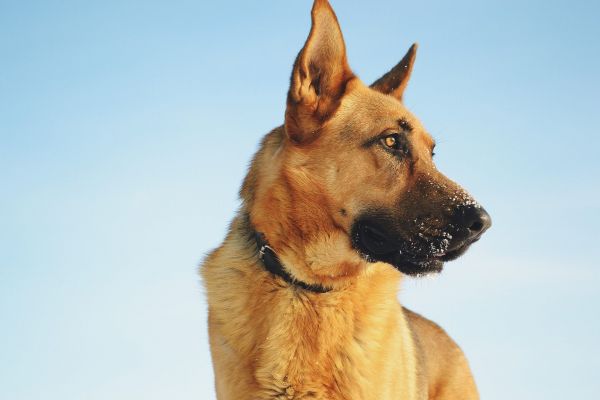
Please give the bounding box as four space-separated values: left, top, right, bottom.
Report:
453 205 492 240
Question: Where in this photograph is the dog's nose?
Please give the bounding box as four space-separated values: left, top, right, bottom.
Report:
452 205 492 242
467 206 492 236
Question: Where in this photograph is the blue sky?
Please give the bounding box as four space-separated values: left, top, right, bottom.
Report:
1 0 599 398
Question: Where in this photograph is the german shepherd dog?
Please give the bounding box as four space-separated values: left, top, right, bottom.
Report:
202 1 491 398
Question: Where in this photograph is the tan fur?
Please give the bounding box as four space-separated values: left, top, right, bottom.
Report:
202 1 480 398
405 309 479 399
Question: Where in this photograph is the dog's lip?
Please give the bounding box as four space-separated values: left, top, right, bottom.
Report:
353 229 441 267
437 237 480 261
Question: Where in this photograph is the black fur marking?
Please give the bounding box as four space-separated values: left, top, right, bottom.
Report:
398 118 413 132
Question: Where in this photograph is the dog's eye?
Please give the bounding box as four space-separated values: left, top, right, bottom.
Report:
381 134 401 150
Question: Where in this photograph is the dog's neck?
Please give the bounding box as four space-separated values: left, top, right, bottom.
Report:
202 212 413 398
253 230 333 294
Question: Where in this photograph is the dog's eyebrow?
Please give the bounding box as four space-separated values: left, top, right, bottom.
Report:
398 118 413 132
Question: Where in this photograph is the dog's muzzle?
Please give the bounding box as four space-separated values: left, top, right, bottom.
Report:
351 205 491 276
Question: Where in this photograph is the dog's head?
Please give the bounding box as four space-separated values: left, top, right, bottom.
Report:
245 0 491 286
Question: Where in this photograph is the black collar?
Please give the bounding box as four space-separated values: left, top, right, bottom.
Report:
254 231 332 294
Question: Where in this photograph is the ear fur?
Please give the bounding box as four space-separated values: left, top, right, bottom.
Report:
285 0 354 144
370 43 418 101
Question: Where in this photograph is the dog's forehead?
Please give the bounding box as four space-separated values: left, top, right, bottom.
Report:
331 82 427 141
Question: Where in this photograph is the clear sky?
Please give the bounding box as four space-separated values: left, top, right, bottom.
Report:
1 0 599 399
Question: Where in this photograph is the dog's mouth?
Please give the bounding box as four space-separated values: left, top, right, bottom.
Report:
351 220 479 277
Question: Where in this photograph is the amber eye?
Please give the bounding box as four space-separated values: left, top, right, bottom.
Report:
381 134 401 150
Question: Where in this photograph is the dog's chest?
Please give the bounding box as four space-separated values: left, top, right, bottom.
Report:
251 293 393 399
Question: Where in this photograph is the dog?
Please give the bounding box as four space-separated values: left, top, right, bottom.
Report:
201 1 491 398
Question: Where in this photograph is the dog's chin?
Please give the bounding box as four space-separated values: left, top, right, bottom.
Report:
357 249 445 277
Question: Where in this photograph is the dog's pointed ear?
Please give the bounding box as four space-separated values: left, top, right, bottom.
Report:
285 0 354 144
371 43 418 101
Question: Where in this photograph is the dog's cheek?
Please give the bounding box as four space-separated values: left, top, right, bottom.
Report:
304 231 366 279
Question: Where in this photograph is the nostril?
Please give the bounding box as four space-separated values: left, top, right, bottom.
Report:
469 220 484 232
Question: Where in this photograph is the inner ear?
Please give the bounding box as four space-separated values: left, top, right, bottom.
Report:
285 0 354 144
371 43 418 102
